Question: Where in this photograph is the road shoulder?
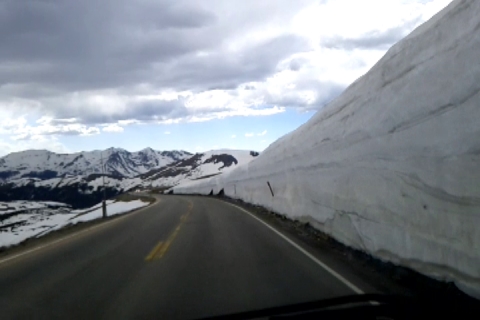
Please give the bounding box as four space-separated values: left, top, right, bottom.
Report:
206 195 480 306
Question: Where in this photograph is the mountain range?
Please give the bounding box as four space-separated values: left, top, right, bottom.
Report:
0 148 259 208
0 148 192 181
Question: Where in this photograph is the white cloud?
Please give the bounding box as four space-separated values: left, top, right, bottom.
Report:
118 119 141 126
245 130 267 138
0 116 27 134
257 130 267 136
0 135 69 157
51 118 77 124
231 134 236 138
102 124 124 133
164 131 171 135
0 0 452 152
14 120 100 138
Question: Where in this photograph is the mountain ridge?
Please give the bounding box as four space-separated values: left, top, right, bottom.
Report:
0 148 193 181
0 148 259 208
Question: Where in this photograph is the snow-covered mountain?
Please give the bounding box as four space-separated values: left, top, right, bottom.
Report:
142 150 259 188
171 1 480 297
0 149 259 208
0 148 192 181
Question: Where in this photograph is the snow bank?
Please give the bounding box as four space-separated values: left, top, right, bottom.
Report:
68 200 148 224
173 0 480 297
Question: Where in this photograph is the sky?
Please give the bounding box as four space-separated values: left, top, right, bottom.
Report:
0 0 452 156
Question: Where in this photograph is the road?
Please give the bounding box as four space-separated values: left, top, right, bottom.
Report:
0 195 372 319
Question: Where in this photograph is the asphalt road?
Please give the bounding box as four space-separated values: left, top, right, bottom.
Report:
0 195 371 319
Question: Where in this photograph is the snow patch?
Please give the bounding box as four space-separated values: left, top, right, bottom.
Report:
0 199 149 249
68 200 148 224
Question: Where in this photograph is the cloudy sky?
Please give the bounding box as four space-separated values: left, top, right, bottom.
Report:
0 0 451 155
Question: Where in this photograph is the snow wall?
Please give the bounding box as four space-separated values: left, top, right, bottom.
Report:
172 0 480 298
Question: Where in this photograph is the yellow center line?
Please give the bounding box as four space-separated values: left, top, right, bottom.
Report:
145 201 193 262
145 241 164 261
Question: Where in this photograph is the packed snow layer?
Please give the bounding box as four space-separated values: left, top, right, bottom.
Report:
173 0 480 297
0 199 149 248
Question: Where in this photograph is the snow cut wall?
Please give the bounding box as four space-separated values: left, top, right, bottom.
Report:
173 0 480 297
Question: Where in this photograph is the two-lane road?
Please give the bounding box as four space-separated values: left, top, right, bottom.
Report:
0 195 371 319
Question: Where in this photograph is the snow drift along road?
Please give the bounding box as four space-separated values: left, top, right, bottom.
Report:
173 0 480 297
0 199 149 249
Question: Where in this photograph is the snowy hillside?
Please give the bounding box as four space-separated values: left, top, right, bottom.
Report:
142 150 259 188
0 174 140 209
0 148 191 181
172 0 480 297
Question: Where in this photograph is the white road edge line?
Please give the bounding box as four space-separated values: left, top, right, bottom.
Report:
0 201 155 266
226 202 365 295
